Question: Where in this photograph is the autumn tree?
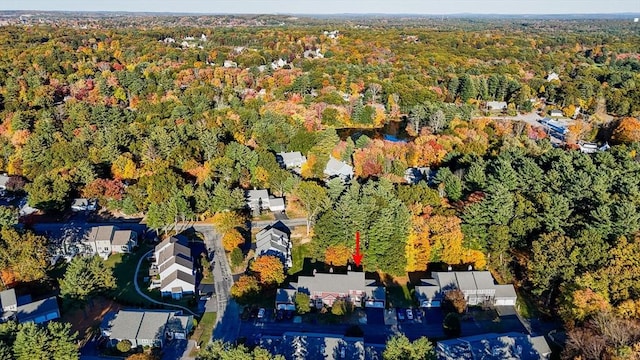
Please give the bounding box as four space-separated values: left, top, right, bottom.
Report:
230 275 260 304
612 117 640 143
222 229 245 252
0 228 48 286
324 245 351 266
443 289 467 314
293 181 328 235
295 293 311 314
250 255 285 286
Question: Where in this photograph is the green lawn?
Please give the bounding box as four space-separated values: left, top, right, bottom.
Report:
515 292 541 319
196 312 216 345
386 284 416 308
289 242 312 275
105 246 154 307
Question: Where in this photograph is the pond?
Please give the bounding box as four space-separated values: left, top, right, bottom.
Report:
336 118 413 143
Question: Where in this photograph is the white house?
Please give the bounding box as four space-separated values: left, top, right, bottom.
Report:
154 237 195 299
255 222 292 269
550 109 563 117
276 151 307 169
324 156 353 181
71 198 97 212
246 189 286 213
415 271 517 308
103 309 193 349
547 72 560 82
0 289 60 324
82 226 138 259
486 101 507 111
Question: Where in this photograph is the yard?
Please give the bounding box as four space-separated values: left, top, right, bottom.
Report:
105 245 154 307
191 311 216 352
386 284 417 308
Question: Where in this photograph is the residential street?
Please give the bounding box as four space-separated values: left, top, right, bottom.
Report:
250 217 307 230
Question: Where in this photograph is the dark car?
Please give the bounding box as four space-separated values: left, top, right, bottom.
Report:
397 308 405 321
250 307 259 318
285 310 294 320
276 309 285 321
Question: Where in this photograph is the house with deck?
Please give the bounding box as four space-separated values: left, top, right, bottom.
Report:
82 226 138 259
101 309 193 348
153 237 195 299
282 271 385 309
255 221 292 269
324 157 353 181
415 271 517 308
246 189 285 214
0 289 60 324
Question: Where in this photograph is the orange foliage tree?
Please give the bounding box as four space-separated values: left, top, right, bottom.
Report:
405 214 431 272
230 275 260 302
250 255 285 286
613 117 640 144
222 229 245 252
324 245 352 266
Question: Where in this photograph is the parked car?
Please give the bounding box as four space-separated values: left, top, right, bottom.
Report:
250 308 259 318
285 310 294 320
257 308 266 319
276 309 284 321
396 308 405 321
406 308 414 321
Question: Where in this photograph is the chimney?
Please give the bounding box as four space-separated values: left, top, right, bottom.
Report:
447 265 452 272
313 269 317 275
468 265 473 271
347 265 351 271
329 267 333 273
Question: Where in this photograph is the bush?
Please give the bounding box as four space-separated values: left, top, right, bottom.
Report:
295 293 311 314
331 299 349 316
117 339 132 353
230 247 244 268
443 313 461 338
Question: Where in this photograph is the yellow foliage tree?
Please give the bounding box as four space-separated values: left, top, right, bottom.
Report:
250 255 285 286
405 215 431 272
111 153 137 180
325 245 352 266
222 229 245 252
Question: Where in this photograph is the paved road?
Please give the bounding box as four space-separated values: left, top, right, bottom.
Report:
250 217 307 230
133 249 197 316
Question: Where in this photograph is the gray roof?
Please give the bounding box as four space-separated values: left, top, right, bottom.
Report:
437 332 550 360
161 270 196 289
256 227 290 256
264 332 365 360
110 310 145 340
297 271 375 296
137 311 171 340
324 157 353 178
455 272 477 292
495 284 518 299
472 271 495 290
0 289 17 309
16 296 59 323
88 226 116 242
167 315 192 332
157 242 191 266
414 285 441 301
158 255 193 275
269 197 285 209
112 230 134 246
246 189 269 202
109 310 179 342
434 272 458 291
277 151 306 167
487 101 507 110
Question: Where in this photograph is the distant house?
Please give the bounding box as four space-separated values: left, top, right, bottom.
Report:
404 167 431 184
578 141 610 154
276 151 307 169
223 60 237 68
0 289 59 324
260 332 367 360
415 271 517 308
324 156 353 181
286 271 385 309
245 189 286 214
255 221 292 269
486 101 507 111
154 237 195 299
0 174 9 191
82 226 138 259
71 198 97 212
437 332 551 360
547 72 560 82
102 309 193 348
549 109 563 117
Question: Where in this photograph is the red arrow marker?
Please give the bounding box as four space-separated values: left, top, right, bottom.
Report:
353 231 363 266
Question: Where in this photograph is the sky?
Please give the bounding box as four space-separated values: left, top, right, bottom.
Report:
4 0 640 15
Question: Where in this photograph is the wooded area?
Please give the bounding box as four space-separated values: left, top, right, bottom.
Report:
0 16 639 358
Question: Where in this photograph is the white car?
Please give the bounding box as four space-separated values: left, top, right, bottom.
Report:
257 308 266 319
406 308 414 321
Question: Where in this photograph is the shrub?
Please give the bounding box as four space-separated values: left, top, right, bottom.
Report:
117 339 132 353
